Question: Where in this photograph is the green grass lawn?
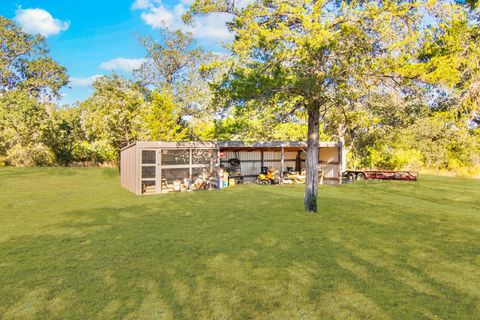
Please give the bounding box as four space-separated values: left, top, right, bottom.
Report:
0 168 479 319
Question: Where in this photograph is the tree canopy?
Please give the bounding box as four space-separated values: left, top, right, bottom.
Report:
186 0 436 211
0 16 68 166
0 16 68 99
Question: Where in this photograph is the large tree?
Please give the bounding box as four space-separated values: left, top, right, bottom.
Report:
136 29 227 139
80 75 147 161
0 16 68 98
80 75 189 162
186 0 424 212
0 17 68 166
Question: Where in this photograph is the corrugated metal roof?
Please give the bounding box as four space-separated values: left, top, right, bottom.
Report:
122 141 341 151
216 141 340 148
134 141 218 149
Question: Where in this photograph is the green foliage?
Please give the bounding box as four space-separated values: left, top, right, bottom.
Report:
196 0 423 111
44 107 86 166
415 3 480 125
351 111 480 173
0 90 54 166
213 116 312 142
188 119 217 141
141 91 187 141
80 75 147 161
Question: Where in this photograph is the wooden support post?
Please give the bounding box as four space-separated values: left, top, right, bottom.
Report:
318 146 321 186
158 150 162 193
338 143 342 185
281 146 285 183
296 151 301 172
260 150 264 169
189 149 193 180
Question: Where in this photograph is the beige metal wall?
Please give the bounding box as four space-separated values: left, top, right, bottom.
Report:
284 151 298 171
120 144 137 194
298 147 339 182
320 147 340 181
319 147 338 163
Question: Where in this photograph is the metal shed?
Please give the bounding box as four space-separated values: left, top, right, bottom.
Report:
120 141 345 195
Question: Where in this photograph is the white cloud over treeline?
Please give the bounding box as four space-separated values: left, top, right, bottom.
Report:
132 0 235 42
100 58 146 72
69 75 103 87
15 8 70 37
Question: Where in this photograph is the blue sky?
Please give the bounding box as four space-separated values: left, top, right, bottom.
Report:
0 0 233 104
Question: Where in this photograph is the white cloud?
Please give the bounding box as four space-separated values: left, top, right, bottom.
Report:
100 58 146 72
131 0 161 10
69 75 103 87
15 8 70 37
141 5 176 29
133 0 234 42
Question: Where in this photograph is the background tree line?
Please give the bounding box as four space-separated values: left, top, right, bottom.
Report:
0 0 479 177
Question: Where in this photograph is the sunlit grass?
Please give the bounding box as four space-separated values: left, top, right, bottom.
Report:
0 168 479 319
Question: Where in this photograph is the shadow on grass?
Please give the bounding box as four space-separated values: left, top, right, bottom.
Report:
101 168 120 178
0 188 479 319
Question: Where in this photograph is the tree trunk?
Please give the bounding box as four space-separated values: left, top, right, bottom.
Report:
304 107 320 212
337 124 348 174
